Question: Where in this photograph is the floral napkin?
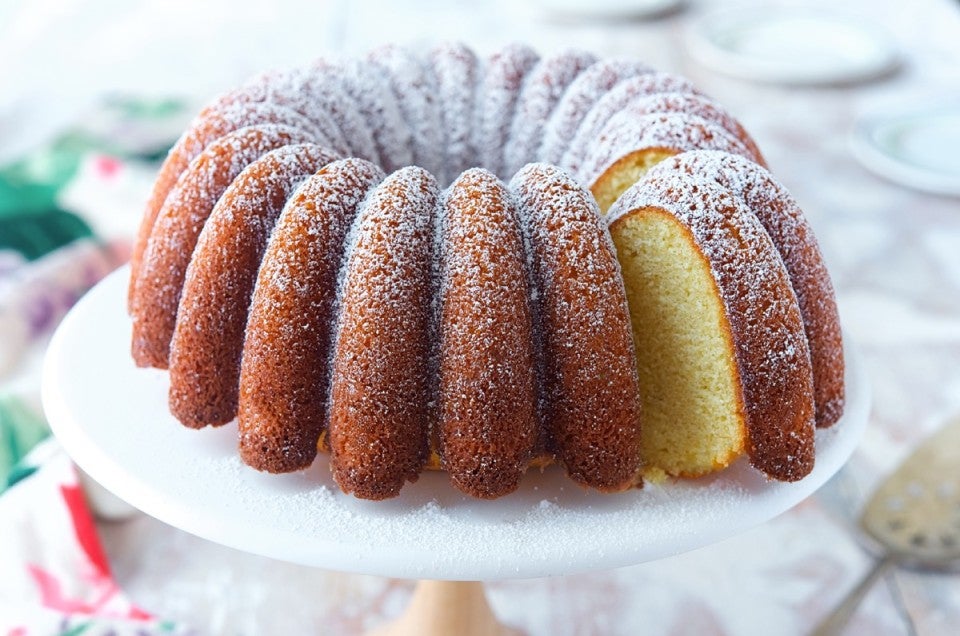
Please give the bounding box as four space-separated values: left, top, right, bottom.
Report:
0 99 196 635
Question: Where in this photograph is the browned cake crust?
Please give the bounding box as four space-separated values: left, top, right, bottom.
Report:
582 113 763 196
437 169 538 498
609 177 816 481
607 94 764 170
473 44 540 179
127 79 352 307
560 71 706 176
427 42 479 184
648 151 844 427
168 144 338 429
238 159 385 473
511 163 642 491
130 124 316 369
326 167 439 500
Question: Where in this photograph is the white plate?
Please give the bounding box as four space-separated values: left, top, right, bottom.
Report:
687 8 899 85
42 267 869 580
851 107 960 197
537 0 682 20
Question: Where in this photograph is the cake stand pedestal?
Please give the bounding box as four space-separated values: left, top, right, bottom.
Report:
369 580 518 636
42 269 870 634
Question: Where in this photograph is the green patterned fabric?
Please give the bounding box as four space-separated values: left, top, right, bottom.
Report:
0 395 49 489
0 96 198 635
0 96 186 486
0 138 94 259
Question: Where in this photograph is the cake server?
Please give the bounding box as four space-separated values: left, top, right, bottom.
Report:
813 414 960 635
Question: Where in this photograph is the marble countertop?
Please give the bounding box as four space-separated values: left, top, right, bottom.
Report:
29 0 955 633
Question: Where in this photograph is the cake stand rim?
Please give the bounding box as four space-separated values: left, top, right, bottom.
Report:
42 266 870 580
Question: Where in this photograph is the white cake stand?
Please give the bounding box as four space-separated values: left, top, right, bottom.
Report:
43 268 870 635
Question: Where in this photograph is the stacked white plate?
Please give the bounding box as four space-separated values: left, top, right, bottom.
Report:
852 107 960 197
687 7 900 85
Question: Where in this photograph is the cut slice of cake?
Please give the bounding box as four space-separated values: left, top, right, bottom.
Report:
608 175 816 481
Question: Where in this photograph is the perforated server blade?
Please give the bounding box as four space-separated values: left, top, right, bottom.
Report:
861 416 960 563
814 416 960 635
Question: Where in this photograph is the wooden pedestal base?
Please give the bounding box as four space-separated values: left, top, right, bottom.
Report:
368 580 521 636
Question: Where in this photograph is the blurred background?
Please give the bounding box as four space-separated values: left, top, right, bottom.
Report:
1 0 959 634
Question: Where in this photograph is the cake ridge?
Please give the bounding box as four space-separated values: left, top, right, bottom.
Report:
340 55 414 173
168 142 339 429
327 166 439 499
436 168 538 498
503 50 598 178
511 162 642 491
473 43 540 179
369 44 445 177
239 158 386 474
427 42 479 184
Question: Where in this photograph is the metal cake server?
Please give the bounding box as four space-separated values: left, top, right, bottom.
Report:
813 415 960 635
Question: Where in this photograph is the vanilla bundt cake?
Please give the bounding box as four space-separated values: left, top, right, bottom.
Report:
129 43 844 500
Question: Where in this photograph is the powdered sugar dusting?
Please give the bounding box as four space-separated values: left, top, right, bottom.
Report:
427 43 479 185
561 72 705 175
581 112 755 188
369 45 444 176
473 44 540 179
309 61 381 164
538 58 653 166
332 57 412 172
220 66 355 158
503 50 597 178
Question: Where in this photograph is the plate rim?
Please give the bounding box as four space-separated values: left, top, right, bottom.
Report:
851 107 960 197
686 7 900 85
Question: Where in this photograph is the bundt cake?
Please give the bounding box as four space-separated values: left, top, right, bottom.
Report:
129 43 844 500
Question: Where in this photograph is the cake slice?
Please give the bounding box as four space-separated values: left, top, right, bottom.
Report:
608 175 816 481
